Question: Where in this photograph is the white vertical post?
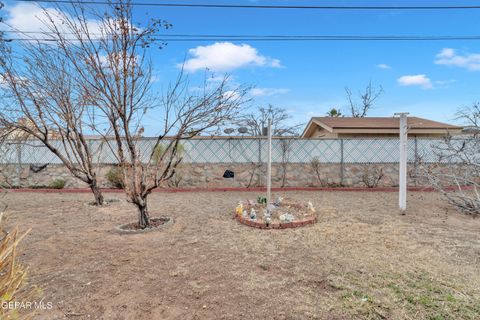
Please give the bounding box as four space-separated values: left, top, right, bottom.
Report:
267 119 272 206
396 112 409 213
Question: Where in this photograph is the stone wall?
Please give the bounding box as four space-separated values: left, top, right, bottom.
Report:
0 162 431 189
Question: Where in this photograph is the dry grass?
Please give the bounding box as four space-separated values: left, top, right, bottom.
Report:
0 199 36 320
3 191 480 319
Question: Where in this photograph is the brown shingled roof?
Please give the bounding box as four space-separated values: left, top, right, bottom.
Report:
312 117 461 130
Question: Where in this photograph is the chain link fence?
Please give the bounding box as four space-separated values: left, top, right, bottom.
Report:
0 137 456 165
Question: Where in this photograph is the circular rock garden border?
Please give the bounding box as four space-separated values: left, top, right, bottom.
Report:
234 213 317 230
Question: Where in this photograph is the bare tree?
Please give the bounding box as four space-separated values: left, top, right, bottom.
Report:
345 82 384 118
234 105 302 136
422 135 480 216
231 105 300 189
456 102 480 130
422 104 480 216
40 0 248 228
309 157 324 186
279 138 292 188
0 32 109 204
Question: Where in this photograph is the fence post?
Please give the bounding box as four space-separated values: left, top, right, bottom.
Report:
267 119 272 206
397 113 408 213
340 139 344 186
414 136 418 186
16 143 22 186
257 137 262 187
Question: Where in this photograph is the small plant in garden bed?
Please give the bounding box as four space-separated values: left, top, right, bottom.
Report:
257 196 267 204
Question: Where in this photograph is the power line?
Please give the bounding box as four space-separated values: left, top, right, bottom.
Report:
5 35 480 42
5 30 480 40
12 0 480 10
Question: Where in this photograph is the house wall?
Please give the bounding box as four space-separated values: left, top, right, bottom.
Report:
310 128 338 138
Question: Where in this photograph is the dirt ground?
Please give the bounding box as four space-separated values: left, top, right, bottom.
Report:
4 190 480 320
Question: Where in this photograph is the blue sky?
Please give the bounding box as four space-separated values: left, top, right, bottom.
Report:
2 0 480 133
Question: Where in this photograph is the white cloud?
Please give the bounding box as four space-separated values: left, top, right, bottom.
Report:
434 48 480 71
4 3 101 40
250 87 289 97
376 63 391 70
150 74 161 83
435 79 456 86
4 3 53 32
397 74 433 89
181 42 282 72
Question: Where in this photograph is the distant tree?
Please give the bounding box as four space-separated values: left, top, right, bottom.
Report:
345 82 383 117
326 108 342 117
456 102 480 129
235 105 303 136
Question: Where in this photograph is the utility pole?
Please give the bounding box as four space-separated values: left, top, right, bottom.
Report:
395 112 409 213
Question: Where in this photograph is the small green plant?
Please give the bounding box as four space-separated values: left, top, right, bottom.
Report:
152 143 184 164
50 179 66 189
105 167 124 189
257 197 267 204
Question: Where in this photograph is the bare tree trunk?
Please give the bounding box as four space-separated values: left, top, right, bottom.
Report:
246 162 258 188
136 199 150 229
280 139 291 188
281 163 287 188
89 181 104 206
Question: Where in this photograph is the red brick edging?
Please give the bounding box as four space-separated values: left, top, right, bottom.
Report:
5 185 473 194
233 213 317 230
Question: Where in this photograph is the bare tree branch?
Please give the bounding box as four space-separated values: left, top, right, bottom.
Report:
234 105 302 136
345 82 384 118
456 102 480 131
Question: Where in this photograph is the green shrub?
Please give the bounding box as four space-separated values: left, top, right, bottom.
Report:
50 179 66 189
152 143 184 164
106 167 124 189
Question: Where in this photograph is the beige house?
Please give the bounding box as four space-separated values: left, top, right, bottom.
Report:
301 116 463 138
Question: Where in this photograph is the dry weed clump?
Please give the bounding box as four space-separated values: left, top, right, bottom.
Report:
362 165 385 188
0 198 37 320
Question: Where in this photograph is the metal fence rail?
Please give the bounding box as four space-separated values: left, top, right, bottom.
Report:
0 137 455 165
